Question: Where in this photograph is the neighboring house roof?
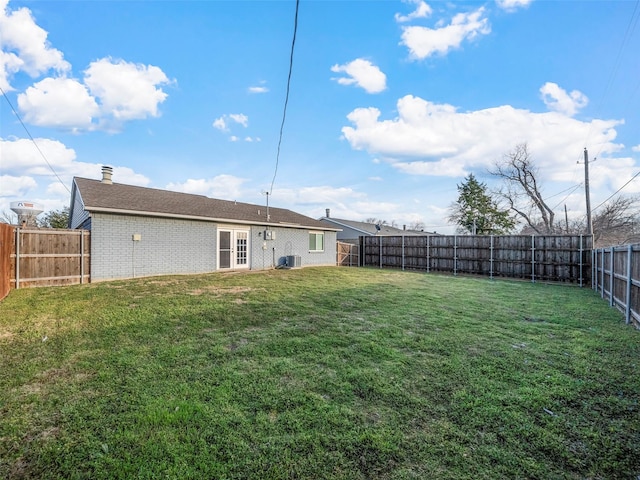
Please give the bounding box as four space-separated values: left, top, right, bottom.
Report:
71 177 339 231
319 216 438 236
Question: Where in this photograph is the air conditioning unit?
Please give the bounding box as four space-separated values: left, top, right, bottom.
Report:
286 255 301 268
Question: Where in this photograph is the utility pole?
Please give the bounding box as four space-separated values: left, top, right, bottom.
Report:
584 148 593 235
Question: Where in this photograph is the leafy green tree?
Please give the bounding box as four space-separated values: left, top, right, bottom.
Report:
39 206 70 229
448 174 515 234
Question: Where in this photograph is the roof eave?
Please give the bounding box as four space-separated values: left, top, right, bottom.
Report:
84 206 341 231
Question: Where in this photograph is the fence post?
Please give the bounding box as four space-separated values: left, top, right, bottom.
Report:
531 235 535 283
379 237 382 269
80 231 84 284
592 247 595 291
453 235 457 276
626 244 632 325
426 236 430 273
609 246 615 307
490 235 494 280
402 235 405 271
15 227 20 289
601 248 605 298
579 235 583 287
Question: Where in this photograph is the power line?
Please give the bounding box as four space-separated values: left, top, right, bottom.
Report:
586 0 640 157
550 182 584 211
269 0 300 196
592 170 640 213
0 86 71 194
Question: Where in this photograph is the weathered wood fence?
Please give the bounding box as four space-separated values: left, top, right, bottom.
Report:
360 235 592 284
593 245 640 328
0 223 12 300
337 241 359 267
3 227 91 293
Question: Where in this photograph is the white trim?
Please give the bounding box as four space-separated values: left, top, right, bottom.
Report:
84 206 340 231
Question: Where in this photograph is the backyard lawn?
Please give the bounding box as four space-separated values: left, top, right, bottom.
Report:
0 267 639 479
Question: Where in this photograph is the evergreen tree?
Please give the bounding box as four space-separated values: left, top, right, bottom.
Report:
448 174 515 234
39 207 70 229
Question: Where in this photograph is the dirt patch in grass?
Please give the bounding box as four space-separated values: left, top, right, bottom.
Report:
188 285 255 296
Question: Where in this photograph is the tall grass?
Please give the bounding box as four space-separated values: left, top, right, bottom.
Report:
1 267 639 479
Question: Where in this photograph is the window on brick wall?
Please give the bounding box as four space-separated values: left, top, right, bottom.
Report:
309 232 324 252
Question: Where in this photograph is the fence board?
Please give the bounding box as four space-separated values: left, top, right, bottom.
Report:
0 223 13 300
10 228 90 290
361 234 591 284
337 241 359 267
593 245 640 328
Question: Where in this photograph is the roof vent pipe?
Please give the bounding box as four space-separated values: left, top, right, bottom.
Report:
326 208 330 218
101 166 113 184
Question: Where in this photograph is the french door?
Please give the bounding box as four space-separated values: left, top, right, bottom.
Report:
218 228 250 270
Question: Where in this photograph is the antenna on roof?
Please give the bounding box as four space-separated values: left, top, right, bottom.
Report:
261 190 271 222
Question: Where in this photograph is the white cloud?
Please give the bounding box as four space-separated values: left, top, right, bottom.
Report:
341 93 624 183
213 113 249 132
0 135 151 215
228 113 248 127
0 136 150 187
17 77 99 129
1 137 78 176
496 0 533 12
632 144 640 152
0 174 37 197
400 7 491 60
84 58 171 121
248 86 268 93
540 82 588 117
213 117 227 131
395 0 432 23
331 59 387 94
166 174 248 200
0 0 70 90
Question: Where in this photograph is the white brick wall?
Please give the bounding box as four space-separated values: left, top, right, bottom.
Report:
91 213 217 281
90 214 337 280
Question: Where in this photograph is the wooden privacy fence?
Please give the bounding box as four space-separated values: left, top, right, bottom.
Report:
6 227 91 291
0 223 12 300
360 234 592 285
337 241 359 267
593 245 640 328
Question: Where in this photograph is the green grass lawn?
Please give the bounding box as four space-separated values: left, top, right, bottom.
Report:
1 267 639 479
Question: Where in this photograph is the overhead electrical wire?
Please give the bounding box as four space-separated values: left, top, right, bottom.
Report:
592 170 640 213
269 0 300 196
583 0 640 156
0 86 71 194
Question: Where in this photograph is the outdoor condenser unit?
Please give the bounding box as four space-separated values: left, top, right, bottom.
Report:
286 255 301 268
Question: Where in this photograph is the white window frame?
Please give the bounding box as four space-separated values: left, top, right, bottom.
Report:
309 231 325 252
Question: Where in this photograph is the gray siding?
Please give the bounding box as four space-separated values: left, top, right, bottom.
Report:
91 213 217 281
70 186 90 229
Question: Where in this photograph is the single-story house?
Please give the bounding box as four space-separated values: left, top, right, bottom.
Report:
319 209 439 243
69 167 340 282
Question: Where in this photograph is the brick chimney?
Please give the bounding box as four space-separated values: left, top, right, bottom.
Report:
101 166 113 184
325 208 330 218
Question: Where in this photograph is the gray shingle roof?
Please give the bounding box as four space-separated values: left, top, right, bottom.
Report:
73 177 337 231
320 217 437 236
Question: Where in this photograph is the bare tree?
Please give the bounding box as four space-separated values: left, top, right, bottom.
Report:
0 210 17 225
490 143 556 234
587 196 640 247
408 221 425 231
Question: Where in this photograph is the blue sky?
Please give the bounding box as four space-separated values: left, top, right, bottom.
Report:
1 0 639 233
